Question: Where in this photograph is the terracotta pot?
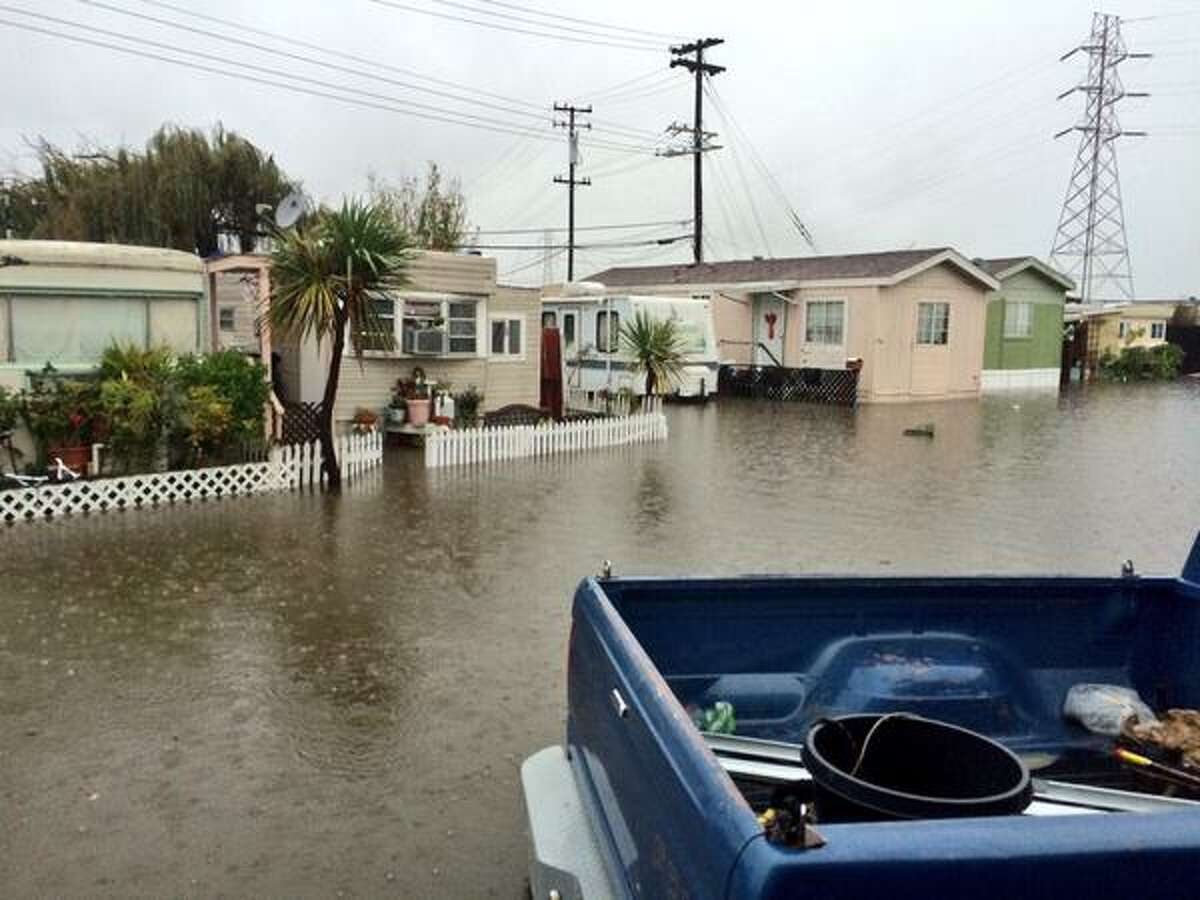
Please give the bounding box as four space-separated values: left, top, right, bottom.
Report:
48 444 90 477
406 398 431 427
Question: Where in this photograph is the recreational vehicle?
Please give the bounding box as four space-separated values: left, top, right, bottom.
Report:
542 286 720 401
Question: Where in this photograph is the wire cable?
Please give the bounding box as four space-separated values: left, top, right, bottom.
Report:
422 0 665 47
469 0 683 41
363 0 665 53
475 218 691 235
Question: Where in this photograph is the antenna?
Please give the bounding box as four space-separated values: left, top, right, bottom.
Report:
274 190 310 229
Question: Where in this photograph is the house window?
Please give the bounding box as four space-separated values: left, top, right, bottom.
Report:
805 300 845 345
1151 321 1166 340
596 310 620 353
542 310 557 329
396 296 479 355
1118 320 1129 339
219 307 236 332
1003 301 1032 338
916 302 950 345
361 296 396 352
490 316 524 358
446 301 478 354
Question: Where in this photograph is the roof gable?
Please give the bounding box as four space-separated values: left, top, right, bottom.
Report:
978 257 1074 292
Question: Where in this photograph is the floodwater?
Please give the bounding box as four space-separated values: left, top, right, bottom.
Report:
2 381 1197 897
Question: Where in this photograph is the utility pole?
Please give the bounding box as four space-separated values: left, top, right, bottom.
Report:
553 103 592 282
670 37 725 264
1050 13 1149 302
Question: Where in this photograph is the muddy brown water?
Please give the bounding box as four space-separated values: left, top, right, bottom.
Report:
2 382 1197 897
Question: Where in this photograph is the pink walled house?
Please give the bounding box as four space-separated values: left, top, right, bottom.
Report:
588 248 1000 403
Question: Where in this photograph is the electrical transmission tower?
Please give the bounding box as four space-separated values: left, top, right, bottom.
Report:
668 37 725 264
553 103 591 282
1050 13 1150 302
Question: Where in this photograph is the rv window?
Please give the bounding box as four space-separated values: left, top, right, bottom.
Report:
542 311 557 329
597 310 620 353
491 317 524 357
563 313 576 350
916 302 950 345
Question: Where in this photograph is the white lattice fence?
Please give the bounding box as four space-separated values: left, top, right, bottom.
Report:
425 411 667 469
1 432 383 524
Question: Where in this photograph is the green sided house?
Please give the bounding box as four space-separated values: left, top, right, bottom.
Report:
976 257 1073 392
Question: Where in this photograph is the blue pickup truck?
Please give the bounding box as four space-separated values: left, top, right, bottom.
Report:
523 535 1200 899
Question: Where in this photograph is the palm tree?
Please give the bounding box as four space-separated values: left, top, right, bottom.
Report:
619 310 686 398
268 199 411 490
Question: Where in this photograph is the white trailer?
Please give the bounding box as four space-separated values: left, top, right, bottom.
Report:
542 285 720 403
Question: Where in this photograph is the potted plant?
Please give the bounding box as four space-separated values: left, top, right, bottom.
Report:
20 371 99 476
406 366 432 427
352 407 380 434
387 378 411 426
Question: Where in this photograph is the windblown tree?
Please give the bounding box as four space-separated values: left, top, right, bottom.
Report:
368 162 470 251
2 124 295 255
620 311 686 397
268 199 411 490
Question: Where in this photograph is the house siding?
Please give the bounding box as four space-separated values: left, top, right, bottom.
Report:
866 265 987 402
212 273 260 352
982 269 1065 374
326 256 540 425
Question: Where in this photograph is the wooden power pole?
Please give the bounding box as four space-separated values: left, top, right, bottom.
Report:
670 38 725 264
553 103 592 282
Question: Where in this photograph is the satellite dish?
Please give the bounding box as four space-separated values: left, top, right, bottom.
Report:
274 191 310 229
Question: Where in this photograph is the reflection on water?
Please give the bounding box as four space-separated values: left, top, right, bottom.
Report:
1 381 1197 896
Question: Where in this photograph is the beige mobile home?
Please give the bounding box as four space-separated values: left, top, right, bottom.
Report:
205 250 542 428
588 248 999 403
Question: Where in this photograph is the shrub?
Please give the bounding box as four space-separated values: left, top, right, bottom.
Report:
453 385 484 428
18 371 101 462
1098 343 1184 381
180 385 234 463
175 350 269 441
100 375 169 472
0 385 21 434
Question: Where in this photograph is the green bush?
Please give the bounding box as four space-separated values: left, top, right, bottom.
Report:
175 350 269 442
100 374 169 472
180 385 234 463
18 372 101 464
0 385 20 434
1098 343 1184 382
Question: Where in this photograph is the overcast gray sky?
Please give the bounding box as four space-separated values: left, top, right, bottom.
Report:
1 0 1197 294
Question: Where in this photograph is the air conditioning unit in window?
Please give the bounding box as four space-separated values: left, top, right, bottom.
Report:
405 328 447 355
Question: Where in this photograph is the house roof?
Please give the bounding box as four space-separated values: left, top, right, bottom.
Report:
976 256 1074 291
586 247 999 292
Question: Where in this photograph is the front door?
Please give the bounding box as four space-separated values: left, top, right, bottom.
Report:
753 294 786 366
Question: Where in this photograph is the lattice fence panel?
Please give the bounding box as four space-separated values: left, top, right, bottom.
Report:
282 402 324 445
2 436 383 525
718 365 858 406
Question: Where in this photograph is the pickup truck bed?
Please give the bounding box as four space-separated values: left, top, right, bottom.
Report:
524 535 1200 899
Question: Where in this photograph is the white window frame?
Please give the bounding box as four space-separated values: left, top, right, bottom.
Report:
803 298 846 346
489 313 526 361
916 301 950 346
1003 301 1032 339
1118 320 1129 339
1150 321 1166 340
358 292 484 359
596 309 620 354
218 306 237 332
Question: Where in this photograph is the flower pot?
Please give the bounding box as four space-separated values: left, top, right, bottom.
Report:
406 398 431 427
48 444 90 477
387 406 407 426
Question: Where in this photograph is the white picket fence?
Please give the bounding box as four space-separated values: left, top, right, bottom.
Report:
1 432 382 524
425 411 667 469
566 389 663 418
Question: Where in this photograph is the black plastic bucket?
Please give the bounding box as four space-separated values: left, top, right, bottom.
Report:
801 713 1032 823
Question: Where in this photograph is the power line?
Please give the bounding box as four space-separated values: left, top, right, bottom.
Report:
470 0 683 41
470 234 691 250
0 14 620 147
122 0 543 112
475 218 691 235
581 68 672 101
363 0 665 53
422 0 664 47
76 0 658 144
